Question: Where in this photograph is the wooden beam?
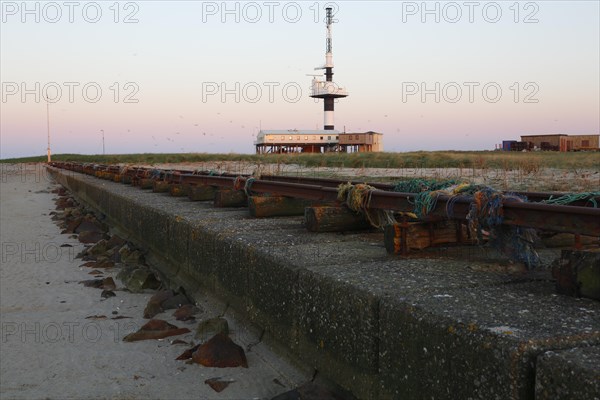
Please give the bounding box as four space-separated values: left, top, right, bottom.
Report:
248 195 315 218
304 206 370 233
214 189 247 208
188 184 216 201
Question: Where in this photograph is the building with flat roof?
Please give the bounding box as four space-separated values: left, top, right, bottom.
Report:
254 130 384 154
254 130 340 154
338 132 383 153
519 134 599 151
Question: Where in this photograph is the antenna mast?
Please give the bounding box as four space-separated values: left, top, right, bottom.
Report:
46 97 51 162
309 6 348 131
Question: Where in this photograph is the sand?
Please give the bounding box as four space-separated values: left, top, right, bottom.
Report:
0 164 310 400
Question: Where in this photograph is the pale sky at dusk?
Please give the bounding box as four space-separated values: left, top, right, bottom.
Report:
1 1 599 158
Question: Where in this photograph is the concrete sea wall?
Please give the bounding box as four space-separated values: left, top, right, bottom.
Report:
48 167 600 400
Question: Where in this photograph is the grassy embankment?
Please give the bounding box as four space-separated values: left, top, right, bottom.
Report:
2 151 599 171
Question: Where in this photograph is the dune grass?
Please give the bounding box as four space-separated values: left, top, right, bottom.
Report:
1 151 599 171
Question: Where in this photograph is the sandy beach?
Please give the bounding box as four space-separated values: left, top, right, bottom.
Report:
0 164 310 400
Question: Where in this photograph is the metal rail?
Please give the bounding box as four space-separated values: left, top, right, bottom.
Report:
48 162 600 236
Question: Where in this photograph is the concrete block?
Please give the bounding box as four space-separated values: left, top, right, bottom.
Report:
536 346 600 400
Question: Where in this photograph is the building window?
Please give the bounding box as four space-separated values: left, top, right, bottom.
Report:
305 136 308 140
289 136 293 140
327 136 331 140
297 136 300 140
281 136 285 140
320 136 323 140
312 136 316 140
335 136 339 139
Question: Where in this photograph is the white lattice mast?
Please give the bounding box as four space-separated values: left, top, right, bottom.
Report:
310 7 348 130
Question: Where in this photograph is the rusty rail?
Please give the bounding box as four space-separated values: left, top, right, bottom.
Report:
48 162 600 236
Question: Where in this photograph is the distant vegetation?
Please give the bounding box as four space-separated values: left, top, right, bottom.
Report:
1 151 599 170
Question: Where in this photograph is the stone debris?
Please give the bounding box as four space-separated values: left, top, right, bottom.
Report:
85 315 108 320
204 377 235 393
78 277 116 290
191 333 248 368
143 290 174 318
101 290 116 299
195 317 229 340
123 319 191 342
162 293 191 310
173 304 200 321
123 268 160 293
176 343 201 360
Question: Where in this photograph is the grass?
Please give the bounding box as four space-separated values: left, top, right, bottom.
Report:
1 151 599 170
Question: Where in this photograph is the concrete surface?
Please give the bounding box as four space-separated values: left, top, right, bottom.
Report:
47 166 600 400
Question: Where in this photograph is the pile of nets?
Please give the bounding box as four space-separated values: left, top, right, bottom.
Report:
341 178 542 268
393 178 460 194
337 182 402 229
542 191 600 208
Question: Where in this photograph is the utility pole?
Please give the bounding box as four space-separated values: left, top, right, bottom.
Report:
46 97 51 162
100 129 105 155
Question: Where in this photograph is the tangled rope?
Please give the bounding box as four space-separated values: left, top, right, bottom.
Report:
371 178 541 268
393 178 460 193
233 176 244 191
337 182 399 229
244 177 256 197
542 191 600 208
163 170 174 181
461 187 539 268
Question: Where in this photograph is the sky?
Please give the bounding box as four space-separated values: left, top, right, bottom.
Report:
1 0 599 158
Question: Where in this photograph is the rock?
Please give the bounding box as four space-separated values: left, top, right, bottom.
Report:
104 247 121 263
150 289 175 304
176 343 201 360
161 293 190 310
191 333 248 368
143 302 164 319
123 249 144 265
79 277 115 290
63 217 83 234
106 234 127 249
205 378 234 393
55 196 74 210
79 261 97 268
95 259 115 269
125 268 160 293
119 245 144 264
143 290 174 319
123 319 190 342
101 290 116 299
85 315 107 320
80 279 104 288
195 317 229 340
173 304 200 321
74 218 104 234
116 264 137 282
102 277 116 290
78 230 105 244
87 240 108 256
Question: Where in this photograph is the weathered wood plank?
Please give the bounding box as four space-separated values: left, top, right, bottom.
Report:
304 206 370 232
249 196 315 218
214 189 247 208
